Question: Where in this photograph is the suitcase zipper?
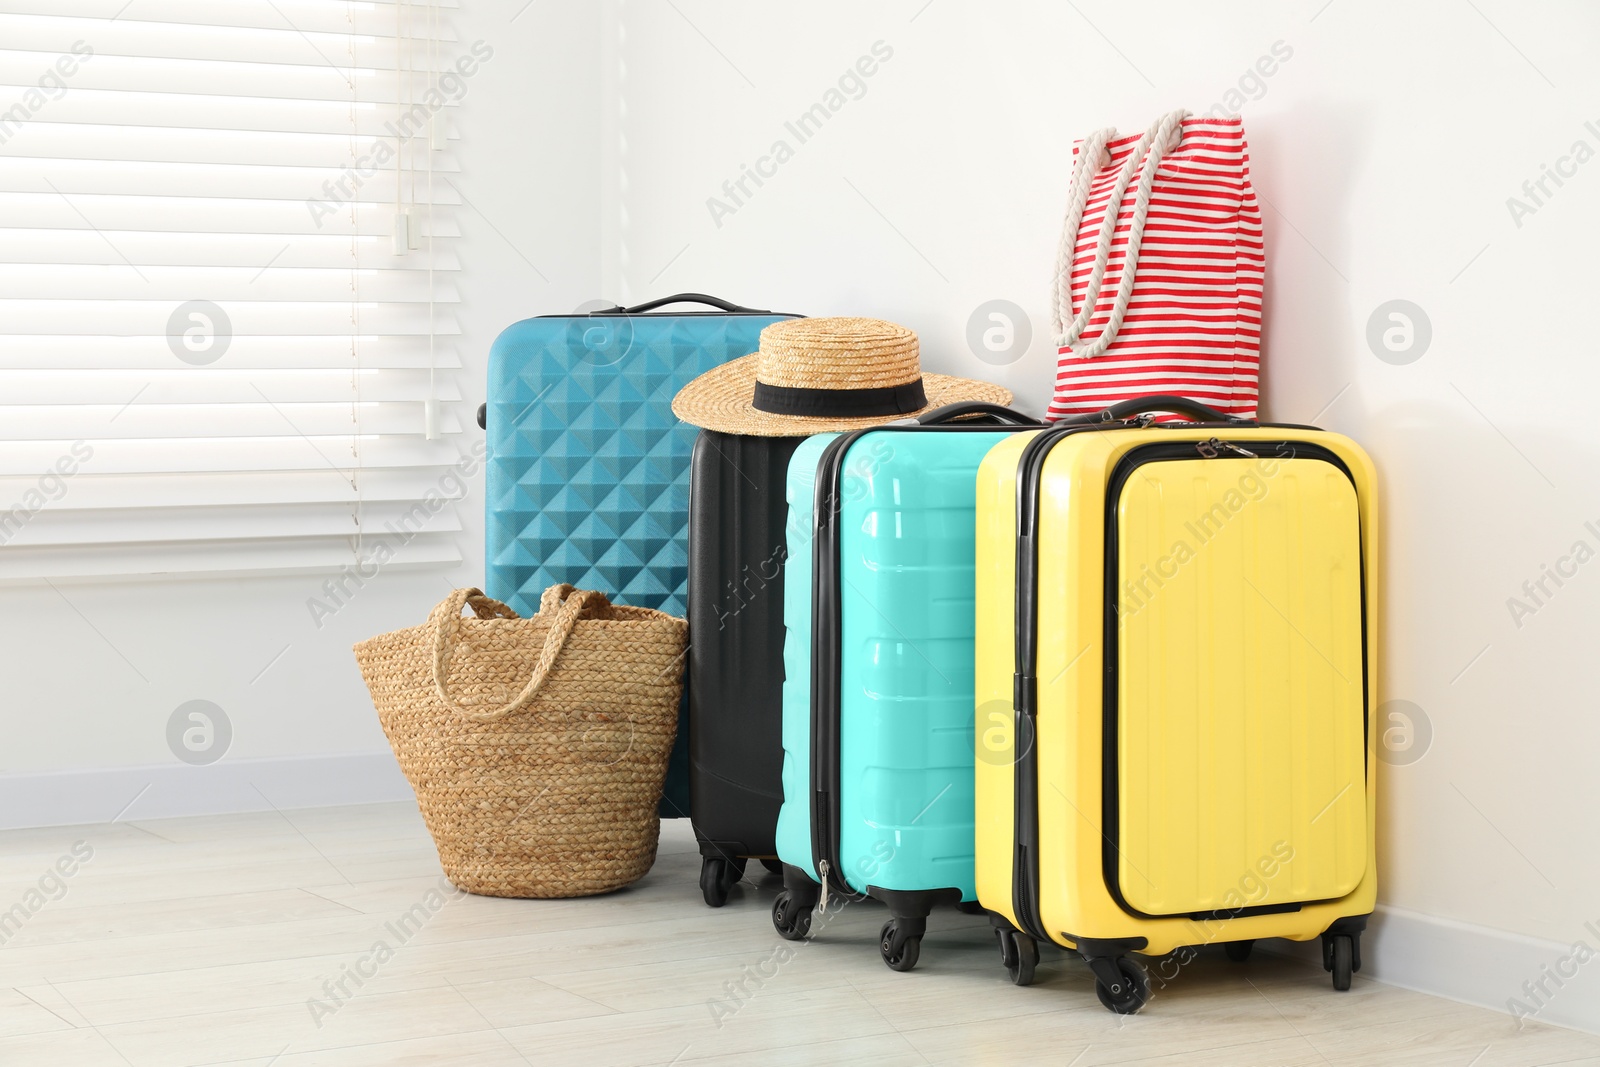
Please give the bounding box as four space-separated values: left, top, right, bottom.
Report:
1195 437 1257 458
1009 421 1117 942
808 431 863 902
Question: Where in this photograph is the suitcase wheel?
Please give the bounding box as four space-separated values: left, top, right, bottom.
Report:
996 928 1038 986
1328 934 1354 992
879 919 922 973
1224 939 1254 963
698 856 746 908
771 891 813 941
996 928 1017 969
1090 956 1149 1015
760 858 784 876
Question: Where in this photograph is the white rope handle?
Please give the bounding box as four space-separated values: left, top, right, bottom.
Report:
1049 125 1115 345
1051 108 1191 357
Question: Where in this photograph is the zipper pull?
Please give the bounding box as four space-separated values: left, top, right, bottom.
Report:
1197 437 1257 459
818 860 831 913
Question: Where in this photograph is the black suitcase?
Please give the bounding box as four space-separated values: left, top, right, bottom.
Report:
686 428 804 906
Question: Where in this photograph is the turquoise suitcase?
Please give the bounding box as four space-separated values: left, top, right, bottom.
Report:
771 403 1038 970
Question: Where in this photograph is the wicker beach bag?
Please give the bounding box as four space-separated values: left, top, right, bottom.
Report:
354 584 688 898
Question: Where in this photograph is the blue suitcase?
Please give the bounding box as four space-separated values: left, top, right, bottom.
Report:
770 403 1038 969
483 294 796 816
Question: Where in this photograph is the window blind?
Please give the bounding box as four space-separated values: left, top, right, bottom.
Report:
0 0 473 580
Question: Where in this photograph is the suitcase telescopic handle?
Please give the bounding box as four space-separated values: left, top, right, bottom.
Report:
595 293 774 315
915 402 1039 426
1063 394 1253 426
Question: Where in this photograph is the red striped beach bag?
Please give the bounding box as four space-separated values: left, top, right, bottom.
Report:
1046 109 1263 421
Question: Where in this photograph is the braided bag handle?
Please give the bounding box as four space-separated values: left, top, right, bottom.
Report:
429 585 610 722
1051 108 1191 358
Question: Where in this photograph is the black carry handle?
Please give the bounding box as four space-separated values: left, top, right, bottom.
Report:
476 403 487 429
916 402 1040 426
594 293 773 316
1060 394 1253 426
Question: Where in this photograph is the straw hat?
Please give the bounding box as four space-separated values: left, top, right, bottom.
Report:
671 316 1012 436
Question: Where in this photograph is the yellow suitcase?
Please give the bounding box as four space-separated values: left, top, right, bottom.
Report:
974 396 1377 1013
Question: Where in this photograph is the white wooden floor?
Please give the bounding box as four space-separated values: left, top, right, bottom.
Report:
0 804 1595 1067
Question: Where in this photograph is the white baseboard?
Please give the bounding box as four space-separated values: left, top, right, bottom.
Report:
1266 903 1600 1036
0 753 416 830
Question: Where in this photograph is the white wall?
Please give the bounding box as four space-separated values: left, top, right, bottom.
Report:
0 2 605 819
606 0 1600 1033
7 0 1598 1036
